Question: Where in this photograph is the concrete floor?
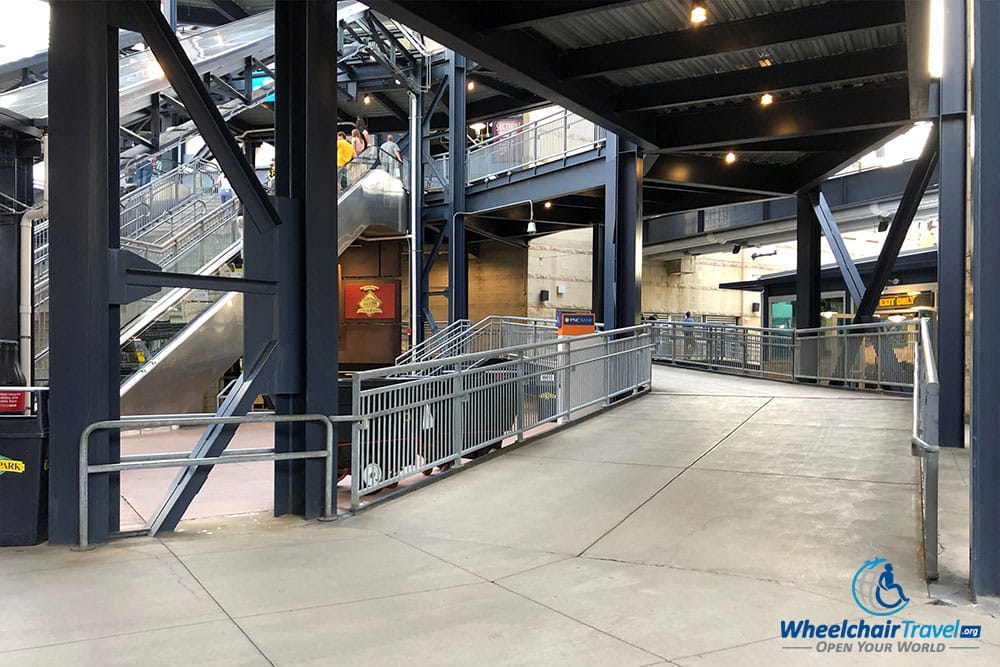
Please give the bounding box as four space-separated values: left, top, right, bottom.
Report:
2 366 998 665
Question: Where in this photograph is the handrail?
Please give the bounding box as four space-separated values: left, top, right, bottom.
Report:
78 412 342 549
911 316 939 581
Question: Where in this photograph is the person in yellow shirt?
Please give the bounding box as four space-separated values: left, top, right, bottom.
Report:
337 131 355 191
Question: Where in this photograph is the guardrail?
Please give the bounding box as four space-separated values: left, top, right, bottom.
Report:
911 317 939 580
396 316 560 373
651 319 919 392
349 324 653 508
425 108 607 191
78 412 339 549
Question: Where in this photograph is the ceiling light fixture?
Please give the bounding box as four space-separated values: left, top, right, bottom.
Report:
724 152 737 164
760 93 774 106
544 201 553 209
690 1 707 24
467 80 475 91
362 93 371 105
527 221 537 234
758 57 773 68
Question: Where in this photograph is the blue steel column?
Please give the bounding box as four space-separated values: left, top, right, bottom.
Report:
970 0 1000 598
301 0 339 518
446 51 467 323
937 0 968 450
616 140 642 328
601 133 619 329
48 0 119 543
795 191 821 330
796 190 821 382
272 0 307 516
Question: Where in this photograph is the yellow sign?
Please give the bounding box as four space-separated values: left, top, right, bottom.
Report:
879 294 916 309
356 284 384 317
0 456 25 475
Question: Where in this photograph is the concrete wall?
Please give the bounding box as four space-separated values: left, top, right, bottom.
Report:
526 228 593 319
401 240 528 327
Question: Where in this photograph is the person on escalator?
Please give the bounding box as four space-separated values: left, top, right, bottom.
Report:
337 131 355 191
380 134 402 179
351 128 366 156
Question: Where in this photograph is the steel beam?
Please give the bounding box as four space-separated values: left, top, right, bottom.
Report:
971 0 1000 598
409 90 425 345
364 0 654 149
446 51 467 323
48 0 120 544
560 2 906 79
617 46 908 112
854 130 939 322
795 192 821 329
655 81 912 151
808 189 865 307
617 140 643 328
121 0 281 234
937 0 967 452
300 0 339 519
795 191 821 381
601 134 619 328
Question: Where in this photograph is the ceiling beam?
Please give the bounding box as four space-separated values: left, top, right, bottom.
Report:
655 80 912 151
645 153 797 196
616 45 908 112
559 1 906 79
210 0 248 22
473 1 647 32
364 0 658 149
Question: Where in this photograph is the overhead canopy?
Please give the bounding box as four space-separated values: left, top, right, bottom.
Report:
364 0 931 199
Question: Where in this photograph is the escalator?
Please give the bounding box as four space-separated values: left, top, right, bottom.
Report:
118 147 407 415
0 11 275 125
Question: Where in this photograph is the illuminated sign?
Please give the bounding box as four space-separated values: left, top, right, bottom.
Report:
557 311 596 336
877 291 935 311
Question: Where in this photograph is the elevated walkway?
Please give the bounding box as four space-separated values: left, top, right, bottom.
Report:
4 367 995 663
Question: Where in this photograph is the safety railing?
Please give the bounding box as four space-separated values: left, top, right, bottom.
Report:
651 319 919 392
395 318 471 365
349 324 653 508
425 109 608 191
396 316 559 370
78 412 339 549
32 158 223 306
911 317 939 580
32 201 242 378
466 109 607 183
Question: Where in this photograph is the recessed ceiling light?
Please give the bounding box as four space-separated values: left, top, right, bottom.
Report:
544 201 553 209
690 2 707 24
760 93 774 106
724 152 737 164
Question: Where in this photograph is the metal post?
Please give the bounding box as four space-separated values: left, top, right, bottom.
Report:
616 139 643 329
408 90 423 347
971 0 1000 598
938 0 968 450
48 0 120 544
602 133 619 330
301 0 339 518
451 361 463 466
795 191 821 382
446 51 467 323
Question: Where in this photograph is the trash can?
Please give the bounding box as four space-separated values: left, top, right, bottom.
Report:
523 360 558 424
0 389 49 546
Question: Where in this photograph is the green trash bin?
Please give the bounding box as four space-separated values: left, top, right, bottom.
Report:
0 390 49 546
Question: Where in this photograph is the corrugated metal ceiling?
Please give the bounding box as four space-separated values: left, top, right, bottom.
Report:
532 0 833 51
